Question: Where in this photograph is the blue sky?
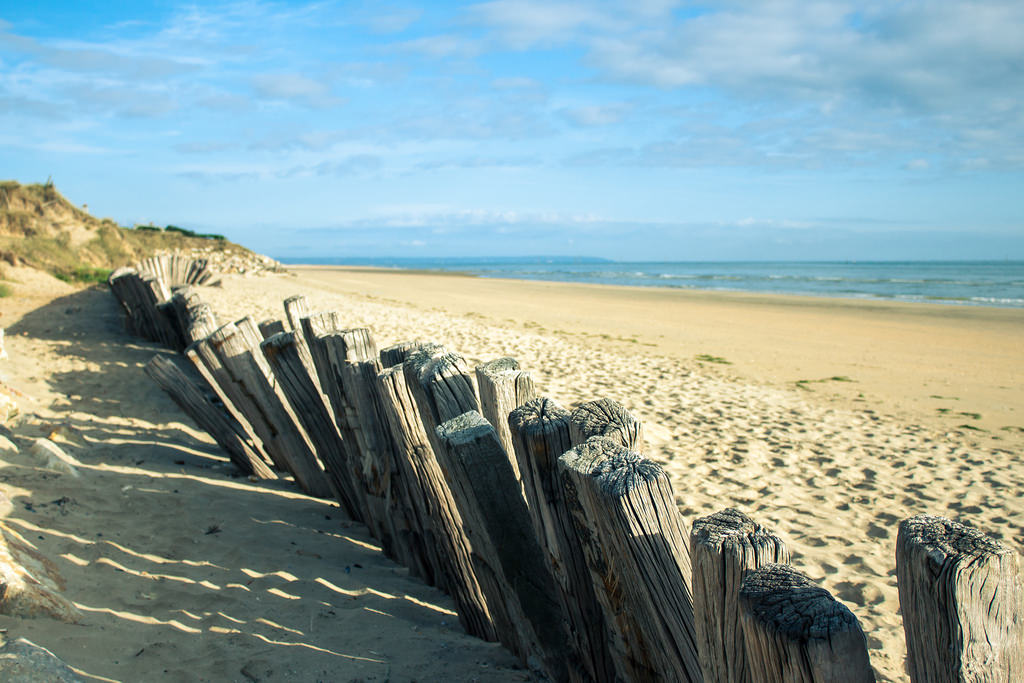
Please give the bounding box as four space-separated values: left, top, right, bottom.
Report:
2 1 1022 260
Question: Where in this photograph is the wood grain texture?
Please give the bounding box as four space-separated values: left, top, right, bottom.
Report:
379 341 420 368
897 515 1023 683
508 398 619 683
375 362 496 642
475 357 536 480
283 294 310 332
690 508 789 683
559 436 701 682
739 563 874 683
258 318 286 339
205 322 333 498
569 398 644 451
260 332 362 518
144 354 275 479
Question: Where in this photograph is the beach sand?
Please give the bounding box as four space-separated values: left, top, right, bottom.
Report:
2 264 1023 681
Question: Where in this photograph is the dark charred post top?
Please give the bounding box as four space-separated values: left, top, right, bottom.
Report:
739 563 874 683
897 515 1023 683
690 509 790 683
569 397 645 451
258 318 286 339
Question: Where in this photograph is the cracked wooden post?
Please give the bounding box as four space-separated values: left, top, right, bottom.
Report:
739 563 874 683
144 354 275 479
509 397 620 683
258 318 286 339
260 332 362 519
897 515 1023 682
375 359 496 642
559 436 700 682
283 294 310 332
690 508 789 683
475 357 536 479
436 411 574 681
380 341 419 368
569 397 644 451
198 322 333 497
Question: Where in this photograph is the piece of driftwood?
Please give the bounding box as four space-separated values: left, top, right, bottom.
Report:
283 294 310 332
260 333 363 518
691 508 790 683
739 563 874 683
559 436 700 682
569 398 644 451
508 397 619 683
897 515 1023 682
186 303 218 343
258 318 286 339
202 322 333 497
380 341 419 368
145 355 275 479
475 357 536 479
375 362 496 641
436 411 573 680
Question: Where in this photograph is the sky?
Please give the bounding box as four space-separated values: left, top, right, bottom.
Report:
2 0 1023 261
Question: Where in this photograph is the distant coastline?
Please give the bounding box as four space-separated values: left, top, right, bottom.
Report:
278 258 1024 309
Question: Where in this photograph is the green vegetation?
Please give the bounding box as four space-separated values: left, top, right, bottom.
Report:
958 411 982 420
54 265 112 284
0 282 11 298
696 354 731 364
795 375 854 390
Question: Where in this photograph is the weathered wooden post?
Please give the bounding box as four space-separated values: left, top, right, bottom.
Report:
283 294 310 332
260 332 363 519
144 355 275 479
569 397 644 451
380 341 419 368
739 563 874 682
375 361 496 642
436 411 574 681
897 515 1023 682
508 398 620 683
258 318 286 339
559 436 700 682
475 357 536 479
186 304 218 343
690 508 789 683
198 322 333 497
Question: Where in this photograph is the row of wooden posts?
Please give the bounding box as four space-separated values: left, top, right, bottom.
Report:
108 263 1023 682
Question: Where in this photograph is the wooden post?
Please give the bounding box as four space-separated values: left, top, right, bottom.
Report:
508 398 620 683
559 436 700 682
184 344 274 470
144 355 275 479
201 322 333 498
436 411 574 681
690 508 789 683
569 397 644 451
739 563 874 683
260 332 363 519
258 318 286 339
897 515 1023 682
375 362 496 642
186 303 218 344
380 341 419 368
475 357 536 479
283 294 310 332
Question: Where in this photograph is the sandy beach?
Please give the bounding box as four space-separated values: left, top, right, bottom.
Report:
2 264 1023 681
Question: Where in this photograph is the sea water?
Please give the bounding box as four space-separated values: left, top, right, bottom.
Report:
285 258 1024 309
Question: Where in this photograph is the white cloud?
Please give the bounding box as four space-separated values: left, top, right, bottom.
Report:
251 73 342 108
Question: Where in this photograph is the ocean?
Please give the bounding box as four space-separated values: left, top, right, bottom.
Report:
282 258 1024 309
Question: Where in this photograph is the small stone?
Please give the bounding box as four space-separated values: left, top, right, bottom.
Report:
0 638 84 682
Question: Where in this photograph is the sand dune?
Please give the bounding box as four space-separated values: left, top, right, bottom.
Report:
2 265 1022 681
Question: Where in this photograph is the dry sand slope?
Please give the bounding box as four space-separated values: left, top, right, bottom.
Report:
1 265 1022 682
